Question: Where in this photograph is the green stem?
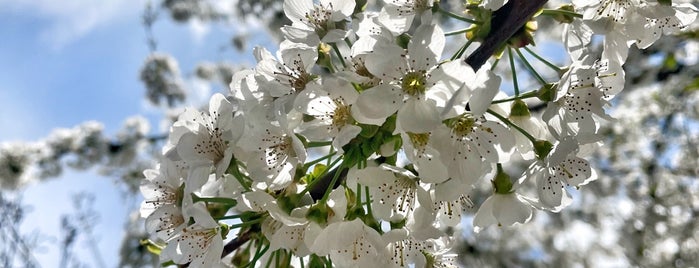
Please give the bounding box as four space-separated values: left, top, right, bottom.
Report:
515 48 547 85
264 249 275 268
451 38 475 61
491 90 539 104
319 162 345 203
303 152 337 170
216 214 244 220
487 109 537 143
228 218 264 230
364 186 373 216
229 158 252 192
540 9 583 18
523 46 562 73
300 156 343 196
245 240 269 268
438 7 480 24
490 58 500 70
331 43 347 68
445 28 473 36
508 47 520 96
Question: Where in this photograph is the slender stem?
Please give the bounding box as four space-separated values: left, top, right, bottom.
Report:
245 240 269 268
364 186 373 216
216 214 244 220
508 47 520 96
445 28 473 36
438 7 480 24
229 218 263 230
300 156 343 196
264 249 275 268
523 46 562 73
303 152 337 170
331 43 347 68
490 58 500 70
229 158 252 191
514 48 547 85
274 249 280 268
487 109 536 143
320 162 345 203
491 90 539 104
451 38 475 61
540 9 583 18
300 256 306 268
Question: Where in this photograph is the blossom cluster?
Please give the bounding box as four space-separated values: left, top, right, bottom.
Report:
140 0 697 267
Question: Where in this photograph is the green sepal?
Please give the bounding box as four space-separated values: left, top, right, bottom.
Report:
219 223 230 240
510 99 531 117
396 33 411 49
160 261 176 267
359 123 380 138
231 245 251 267
306 203 330 225
308 254 327 268
492 164 514 194
277 193 303 214
390 218 407 229
537 83 556 102
533 140 554 160
354 0 368 14
551 5 577 23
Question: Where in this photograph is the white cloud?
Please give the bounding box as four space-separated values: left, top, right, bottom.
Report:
1 0 146 50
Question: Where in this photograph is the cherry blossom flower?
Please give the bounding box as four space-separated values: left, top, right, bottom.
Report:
140 159 187 241
379 0 434 34
309 218 388 267
167 93 241 190
295 80 362 151
162 206 224 268
282 0 355 45
353 23 448 133
526 137 598 211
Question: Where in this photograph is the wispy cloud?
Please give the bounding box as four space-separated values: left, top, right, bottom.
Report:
1 0 145 50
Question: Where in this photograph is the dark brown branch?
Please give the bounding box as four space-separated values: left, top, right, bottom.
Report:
465 0 549 71
221 229 252 259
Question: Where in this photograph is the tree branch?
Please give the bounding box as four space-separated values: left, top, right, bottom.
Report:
221 229 252 259
465 0 549 71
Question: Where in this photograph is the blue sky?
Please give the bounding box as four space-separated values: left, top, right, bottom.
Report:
0 1 273 266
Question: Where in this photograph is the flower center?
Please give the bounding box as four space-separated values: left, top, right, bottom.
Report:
407 132 429 150
450 115 476 137
331 101 352 129
401 71 427 96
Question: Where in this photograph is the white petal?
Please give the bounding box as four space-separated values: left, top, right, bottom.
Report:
492 194 532 226
283 0 314 22
353 84 402 123
397 98 441 133
472 195 496 233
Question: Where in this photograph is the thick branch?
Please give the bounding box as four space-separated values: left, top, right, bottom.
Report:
465 0 548 71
